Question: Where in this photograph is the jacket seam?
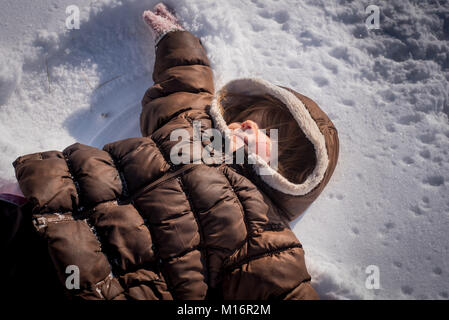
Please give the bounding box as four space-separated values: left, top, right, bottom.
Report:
107 152 130 201
104 146 178 295
223 243 303 273
63 153 81 212
131 205 174 295
150 106 193 134
149 134 176 169
231 163 294 223
84 218 119 277
219 167 251 238
63 152 124 295
177 175 210 288
276 276 313 300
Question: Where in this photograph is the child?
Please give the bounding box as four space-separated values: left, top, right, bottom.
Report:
3 3 339 300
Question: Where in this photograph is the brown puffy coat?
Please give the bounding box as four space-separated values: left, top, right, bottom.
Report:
12 31 339 300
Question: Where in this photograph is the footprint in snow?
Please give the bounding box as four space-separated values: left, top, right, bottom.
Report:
313 76 329 87
401 156 414 165
419 149 431 159
397 113 421 125
423 175 444 187
401 285 414 295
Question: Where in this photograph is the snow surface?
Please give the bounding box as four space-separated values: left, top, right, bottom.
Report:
0 0 448 299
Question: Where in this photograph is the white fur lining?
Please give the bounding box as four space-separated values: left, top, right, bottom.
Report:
209 78 329 196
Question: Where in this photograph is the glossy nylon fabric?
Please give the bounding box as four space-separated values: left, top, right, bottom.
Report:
13 31 338 300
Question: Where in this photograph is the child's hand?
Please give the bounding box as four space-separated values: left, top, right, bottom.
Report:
143 3 184 43
228 120 272 163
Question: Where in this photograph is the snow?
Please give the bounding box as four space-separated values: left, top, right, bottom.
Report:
0 0 448 299
0 49 22 106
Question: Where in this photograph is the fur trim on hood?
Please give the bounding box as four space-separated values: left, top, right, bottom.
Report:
209 78 330 196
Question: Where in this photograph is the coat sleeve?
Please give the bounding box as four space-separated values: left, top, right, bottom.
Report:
140 31 214 137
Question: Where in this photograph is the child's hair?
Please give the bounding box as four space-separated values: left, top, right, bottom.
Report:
218 91 317 184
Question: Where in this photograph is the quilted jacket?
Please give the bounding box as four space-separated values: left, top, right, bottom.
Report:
12 31 339 300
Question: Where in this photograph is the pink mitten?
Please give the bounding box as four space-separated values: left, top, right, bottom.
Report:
153 2 181 24
143 3 184 44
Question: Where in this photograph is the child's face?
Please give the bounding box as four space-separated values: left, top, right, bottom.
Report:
227 120 272 163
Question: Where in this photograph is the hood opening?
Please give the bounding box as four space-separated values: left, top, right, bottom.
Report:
209 78 330 197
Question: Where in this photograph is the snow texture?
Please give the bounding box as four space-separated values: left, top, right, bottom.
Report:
0 0 448 299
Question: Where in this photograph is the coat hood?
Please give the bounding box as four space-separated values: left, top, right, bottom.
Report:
209 78 339 220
